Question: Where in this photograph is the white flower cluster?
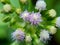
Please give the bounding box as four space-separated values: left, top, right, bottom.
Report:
56 17 60 28
35 0 46 11
40 30 50 43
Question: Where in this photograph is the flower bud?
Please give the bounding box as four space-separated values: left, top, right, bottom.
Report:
2 16 11 22
0 0 5 2
49 26 57 34
20 0 27 4
3 4 11 12
10 18 16 25
25 34 32 42
48 9 56 17
16 8 22 14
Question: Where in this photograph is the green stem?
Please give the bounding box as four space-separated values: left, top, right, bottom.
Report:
28 0 32 11
26 42 31 45
32 34 40 45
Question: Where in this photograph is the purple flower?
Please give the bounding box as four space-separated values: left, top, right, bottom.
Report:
29 12 42 25
20 10 42 25
20 10 30 21
11 29 25 41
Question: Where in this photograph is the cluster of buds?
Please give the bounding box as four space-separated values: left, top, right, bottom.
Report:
1 0 58 44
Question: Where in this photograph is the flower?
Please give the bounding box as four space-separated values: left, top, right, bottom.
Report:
3 4 11 12
29 12 42 25
49 26 57 34
56 17 60 28
11 29 25 41
25 34 32 42
40 30 50 43
20 11 42 25
48 9 56 17
20 10 30 21
35 0 46 11
20 0 27 4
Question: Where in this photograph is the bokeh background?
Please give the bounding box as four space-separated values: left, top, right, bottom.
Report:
0 0 60 45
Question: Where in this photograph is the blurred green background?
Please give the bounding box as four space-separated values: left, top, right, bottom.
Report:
0 0 60 45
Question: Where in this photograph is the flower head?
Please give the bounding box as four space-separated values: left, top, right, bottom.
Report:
35 0 46 11
29 12 42 25
12 29 25 41
20 10 30 21
56 17 60 28
40 30 50 43
3 4 11 12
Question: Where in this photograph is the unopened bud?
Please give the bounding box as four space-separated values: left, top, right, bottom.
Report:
3 4 11 12
49 26 57 34
48 9 56 17
20 0 27 4
16 8 22 14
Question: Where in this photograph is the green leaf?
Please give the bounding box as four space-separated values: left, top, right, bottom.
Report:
39 41 44 45
11 41 19 45
54 1 60 44
54 29 60 44
45 0 55 9
54 1 60 16
0 2 3 11
0 13 9 39
28 0 34 11
11 22 26 29
11 41 25 45
0 13 5 21
10 0 20 8
0 21 9 39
